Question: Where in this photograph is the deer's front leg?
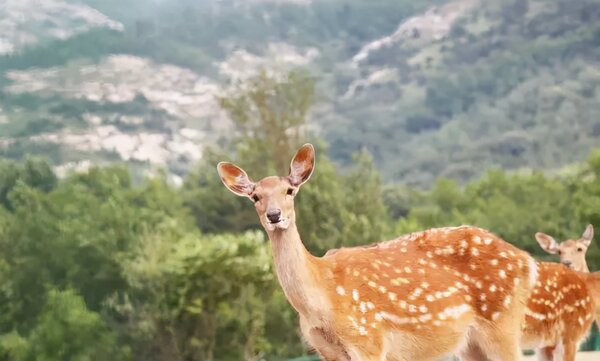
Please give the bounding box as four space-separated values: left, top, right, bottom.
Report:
300 317 350 361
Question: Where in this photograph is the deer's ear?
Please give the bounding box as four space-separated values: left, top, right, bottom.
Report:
217 162 255 197
581 224 594 247
535 232 559 254
288 143 315 187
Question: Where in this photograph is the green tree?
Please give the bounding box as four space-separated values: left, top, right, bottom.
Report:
23 289 130 361
111 229 278 361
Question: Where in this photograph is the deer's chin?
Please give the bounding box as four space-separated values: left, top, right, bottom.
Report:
265 218 290 231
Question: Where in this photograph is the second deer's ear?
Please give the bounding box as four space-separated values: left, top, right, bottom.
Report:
217 162 255 197
535 232 559 254
288 143 315 187
581 224 594 247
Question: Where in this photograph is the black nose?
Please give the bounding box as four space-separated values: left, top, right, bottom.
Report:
266 209 282 223
562 260 572 267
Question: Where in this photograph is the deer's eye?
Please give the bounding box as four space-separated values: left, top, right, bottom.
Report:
251 194 260 203
286 188 294 196
577 247 583 252
557 250 561 255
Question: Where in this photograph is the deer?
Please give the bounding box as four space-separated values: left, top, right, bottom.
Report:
460 226 600 361
217 143 539 361
518 224 600 361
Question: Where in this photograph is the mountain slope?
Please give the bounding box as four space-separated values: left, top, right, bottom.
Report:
0 0 598 186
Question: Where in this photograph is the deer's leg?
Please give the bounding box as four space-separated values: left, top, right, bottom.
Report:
468 318 523 361
299 317 350 361
309 328 350 361
457 341 491 361
561 341 576 361
536 346 554 361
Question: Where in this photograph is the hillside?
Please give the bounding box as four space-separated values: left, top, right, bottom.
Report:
0 0 598 186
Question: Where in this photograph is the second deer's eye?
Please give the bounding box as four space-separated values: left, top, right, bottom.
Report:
577 247 583 252
286 188 294 196
251 194 260 203
557 250 561 255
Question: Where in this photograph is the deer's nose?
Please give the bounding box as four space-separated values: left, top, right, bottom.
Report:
266 209 282 223
562 260 572 267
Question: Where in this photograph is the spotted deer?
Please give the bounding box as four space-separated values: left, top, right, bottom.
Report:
217 144 538 361
513 225 600 361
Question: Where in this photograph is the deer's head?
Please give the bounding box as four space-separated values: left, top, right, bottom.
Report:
217 144 315 232
535 224 594 272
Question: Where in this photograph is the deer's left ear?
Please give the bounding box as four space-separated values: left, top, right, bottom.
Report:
217 162 255 197
288 143 315 187
581 224 594 247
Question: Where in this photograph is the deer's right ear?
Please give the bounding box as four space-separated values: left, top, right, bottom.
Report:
217 162 255 197
535 232 559 254
288 143 315 187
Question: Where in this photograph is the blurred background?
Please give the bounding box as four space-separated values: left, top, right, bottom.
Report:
0 0 599 360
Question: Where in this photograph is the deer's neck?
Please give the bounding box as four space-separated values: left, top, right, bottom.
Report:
581 264 590 273
269 224 326 316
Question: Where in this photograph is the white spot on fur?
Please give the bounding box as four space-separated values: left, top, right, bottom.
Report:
359 302 367 313
439 304 470 320
379 312 410 325
336 286 346 296
419 314 432 323
526 308 546 320
352 289 359 301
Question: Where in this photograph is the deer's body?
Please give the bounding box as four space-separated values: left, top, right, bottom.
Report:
218 144 538 361
520 262 595 360
514 226 600 361
320 226 536 360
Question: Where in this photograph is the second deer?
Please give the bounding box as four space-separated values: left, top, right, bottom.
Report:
511 225 600 361
218 143 538 361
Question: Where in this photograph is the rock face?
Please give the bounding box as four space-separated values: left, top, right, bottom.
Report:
351 0 476 64
6 55 228 124
0 0 123 55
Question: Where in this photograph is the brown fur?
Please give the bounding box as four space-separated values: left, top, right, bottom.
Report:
520 262 595 361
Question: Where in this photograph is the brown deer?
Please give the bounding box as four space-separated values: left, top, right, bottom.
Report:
465 226 600 360
217 143 538 360
514 225 600 361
